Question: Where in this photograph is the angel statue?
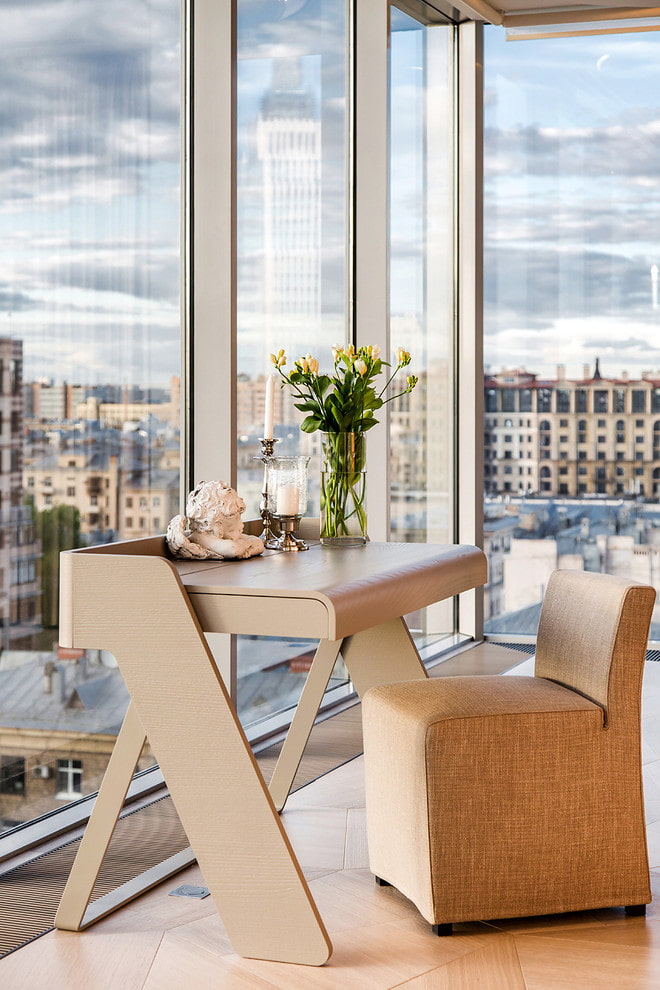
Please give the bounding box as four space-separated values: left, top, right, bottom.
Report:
166 480 264 560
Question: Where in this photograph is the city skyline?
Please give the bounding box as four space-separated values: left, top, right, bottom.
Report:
484 27 660 380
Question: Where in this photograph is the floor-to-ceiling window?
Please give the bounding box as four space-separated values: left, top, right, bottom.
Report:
483 27 660 640
234 0 350 728
389 4 456 650
0 0 181 834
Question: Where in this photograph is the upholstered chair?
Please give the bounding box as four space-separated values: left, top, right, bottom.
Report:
362 569 656 934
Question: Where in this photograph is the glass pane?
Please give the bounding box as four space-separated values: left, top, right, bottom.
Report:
236 0 348 727
484 28 660 640
389 7 455 651
0 1 180 833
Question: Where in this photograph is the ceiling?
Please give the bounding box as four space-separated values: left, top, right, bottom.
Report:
452 0 660 29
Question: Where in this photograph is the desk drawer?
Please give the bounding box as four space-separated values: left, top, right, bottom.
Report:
188 592 331 639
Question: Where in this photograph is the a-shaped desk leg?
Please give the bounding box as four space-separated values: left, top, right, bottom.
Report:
268 616 427 812
56 550 332 966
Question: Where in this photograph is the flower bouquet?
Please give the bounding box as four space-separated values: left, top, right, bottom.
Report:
270 344 417 545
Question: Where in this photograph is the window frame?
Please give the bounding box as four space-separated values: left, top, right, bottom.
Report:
187 2 484 655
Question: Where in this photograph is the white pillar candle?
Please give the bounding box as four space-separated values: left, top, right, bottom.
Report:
276 483 299 516
264 373 275 440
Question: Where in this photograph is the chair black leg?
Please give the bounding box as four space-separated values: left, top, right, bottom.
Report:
433 923 453 936
625 904 647 917
375 876 391 887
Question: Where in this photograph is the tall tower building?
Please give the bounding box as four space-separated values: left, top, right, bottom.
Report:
256 57 321 348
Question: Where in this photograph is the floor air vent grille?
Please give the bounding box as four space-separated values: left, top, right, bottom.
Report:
497 643 660 662
0 795 188 959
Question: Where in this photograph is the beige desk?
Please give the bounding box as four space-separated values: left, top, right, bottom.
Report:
54 533 486 966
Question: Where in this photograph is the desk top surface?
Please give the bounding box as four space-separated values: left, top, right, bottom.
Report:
61 537 487 644
176 541 484 598
176 541 487 639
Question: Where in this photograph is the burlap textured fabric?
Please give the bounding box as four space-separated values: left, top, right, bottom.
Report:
362 570 655 927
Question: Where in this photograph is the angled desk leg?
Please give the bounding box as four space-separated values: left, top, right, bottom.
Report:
339 616 428 697
57 550 332 967
55 701 148 931
268 638 343 813
269 618 426 813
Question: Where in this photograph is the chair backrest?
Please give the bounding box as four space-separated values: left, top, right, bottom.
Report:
534 569 655 724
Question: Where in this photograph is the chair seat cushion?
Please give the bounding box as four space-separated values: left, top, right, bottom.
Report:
364 674 603 742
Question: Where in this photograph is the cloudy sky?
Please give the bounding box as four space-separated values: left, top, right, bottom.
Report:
4 3 660 389
0 0 181 387
484 26 660 381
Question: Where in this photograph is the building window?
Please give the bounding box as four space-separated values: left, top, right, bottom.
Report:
614 388 626 413
632 391 646 413
556 390 570 413
594 391 608 413
502 389 516 412
0 756 25 794
537 388 552 413
576 389 588 413
56 759 83 798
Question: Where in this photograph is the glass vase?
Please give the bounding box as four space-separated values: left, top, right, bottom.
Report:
320 432 368 547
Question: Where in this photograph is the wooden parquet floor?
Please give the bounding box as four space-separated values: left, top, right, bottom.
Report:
3 645 660 988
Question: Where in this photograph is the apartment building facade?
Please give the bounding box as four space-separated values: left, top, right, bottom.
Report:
0 340 41 649
484 362 660 499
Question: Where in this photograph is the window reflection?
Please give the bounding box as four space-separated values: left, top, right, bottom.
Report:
484 28 660 640
235 0 348 727
389 6 455 649
0 0 180 833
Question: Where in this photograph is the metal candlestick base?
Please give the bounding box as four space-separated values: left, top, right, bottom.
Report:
269 515 308 552
256 437 280 544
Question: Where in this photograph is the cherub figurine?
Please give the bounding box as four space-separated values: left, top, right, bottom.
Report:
166 480 264 560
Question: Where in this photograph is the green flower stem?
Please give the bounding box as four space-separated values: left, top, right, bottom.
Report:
320 432 368 541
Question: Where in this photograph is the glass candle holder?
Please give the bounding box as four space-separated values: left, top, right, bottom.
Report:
266 455 310 551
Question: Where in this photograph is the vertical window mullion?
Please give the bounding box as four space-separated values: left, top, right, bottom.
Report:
355 0 390 541
457 20 484 640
